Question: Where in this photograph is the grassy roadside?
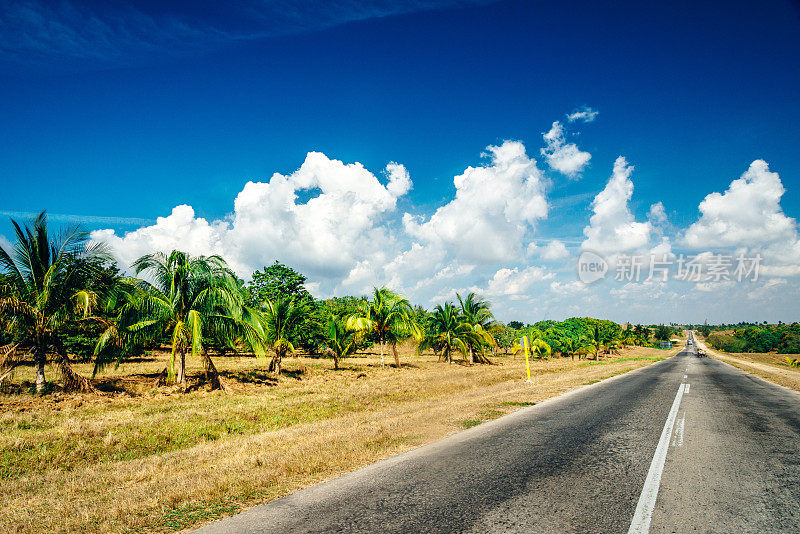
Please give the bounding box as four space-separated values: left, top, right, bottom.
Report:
694 335 800 392
1 345 678 533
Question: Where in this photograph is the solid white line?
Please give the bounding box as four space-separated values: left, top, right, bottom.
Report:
671 411 685 447
628 383 686 534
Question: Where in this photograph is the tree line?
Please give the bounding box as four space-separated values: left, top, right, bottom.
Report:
0 212 678 395
703 324 800 354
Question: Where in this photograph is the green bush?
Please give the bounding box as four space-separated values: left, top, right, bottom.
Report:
706 333 747 353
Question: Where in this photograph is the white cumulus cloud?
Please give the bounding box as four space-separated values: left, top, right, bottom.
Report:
91 205 228 274
93 152 411 287
682 160 800 277
582 156 652 255
403 140 548 264
540 121 591 178
83 136 800 323
484 265 553 297
683 160 795 248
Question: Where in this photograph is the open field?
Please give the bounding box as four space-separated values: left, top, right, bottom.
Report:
1 343 680 533
694 335 800 392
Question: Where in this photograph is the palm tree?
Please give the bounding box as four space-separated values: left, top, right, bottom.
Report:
562 333 591 360
0 211 106 393
420 303 476 363
512 333 552 360
103 250 266 388
589 324 613 359
88 274 144 375
322 313 359 370
529 338 552 359
261 296 309 375
457 292 497 364
606 330 623 355
347 287 421 368
620 331 637 348
635 325 651 346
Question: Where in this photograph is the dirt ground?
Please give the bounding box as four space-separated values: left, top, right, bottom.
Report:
0 343 679 533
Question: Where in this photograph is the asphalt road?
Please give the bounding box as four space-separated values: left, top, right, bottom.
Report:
196 333 800 533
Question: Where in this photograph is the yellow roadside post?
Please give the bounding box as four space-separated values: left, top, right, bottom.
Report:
520 335 532 383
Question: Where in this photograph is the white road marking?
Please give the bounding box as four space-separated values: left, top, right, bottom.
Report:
671 411 685 447
684 383 690 394
627 382 686 534
683 374 687 379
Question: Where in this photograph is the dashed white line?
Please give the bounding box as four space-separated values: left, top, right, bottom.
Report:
627 382 686 534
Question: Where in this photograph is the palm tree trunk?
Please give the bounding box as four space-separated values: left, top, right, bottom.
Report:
34 347 46 393
176 350 187 385
268 349 283 375
57 357 96 393
473 350 493 365
392 343 400 369
54 339 95 393
201 350 225 391
333 353 340 370
379 342 385 368
468 347 474 365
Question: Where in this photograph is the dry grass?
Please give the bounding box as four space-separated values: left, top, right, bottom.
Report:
0 343 679 533
694 335 800 392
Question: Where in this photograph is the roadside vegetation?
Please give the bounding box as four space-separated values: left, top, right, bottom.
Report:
0 212 687 532
699 323 800 354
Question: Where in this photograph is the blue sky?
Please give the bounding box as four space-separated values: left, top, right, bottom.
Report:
1 0 799 324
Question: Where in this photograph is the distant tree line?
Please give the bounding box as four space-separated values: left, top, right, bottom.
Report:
704 324 800 354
